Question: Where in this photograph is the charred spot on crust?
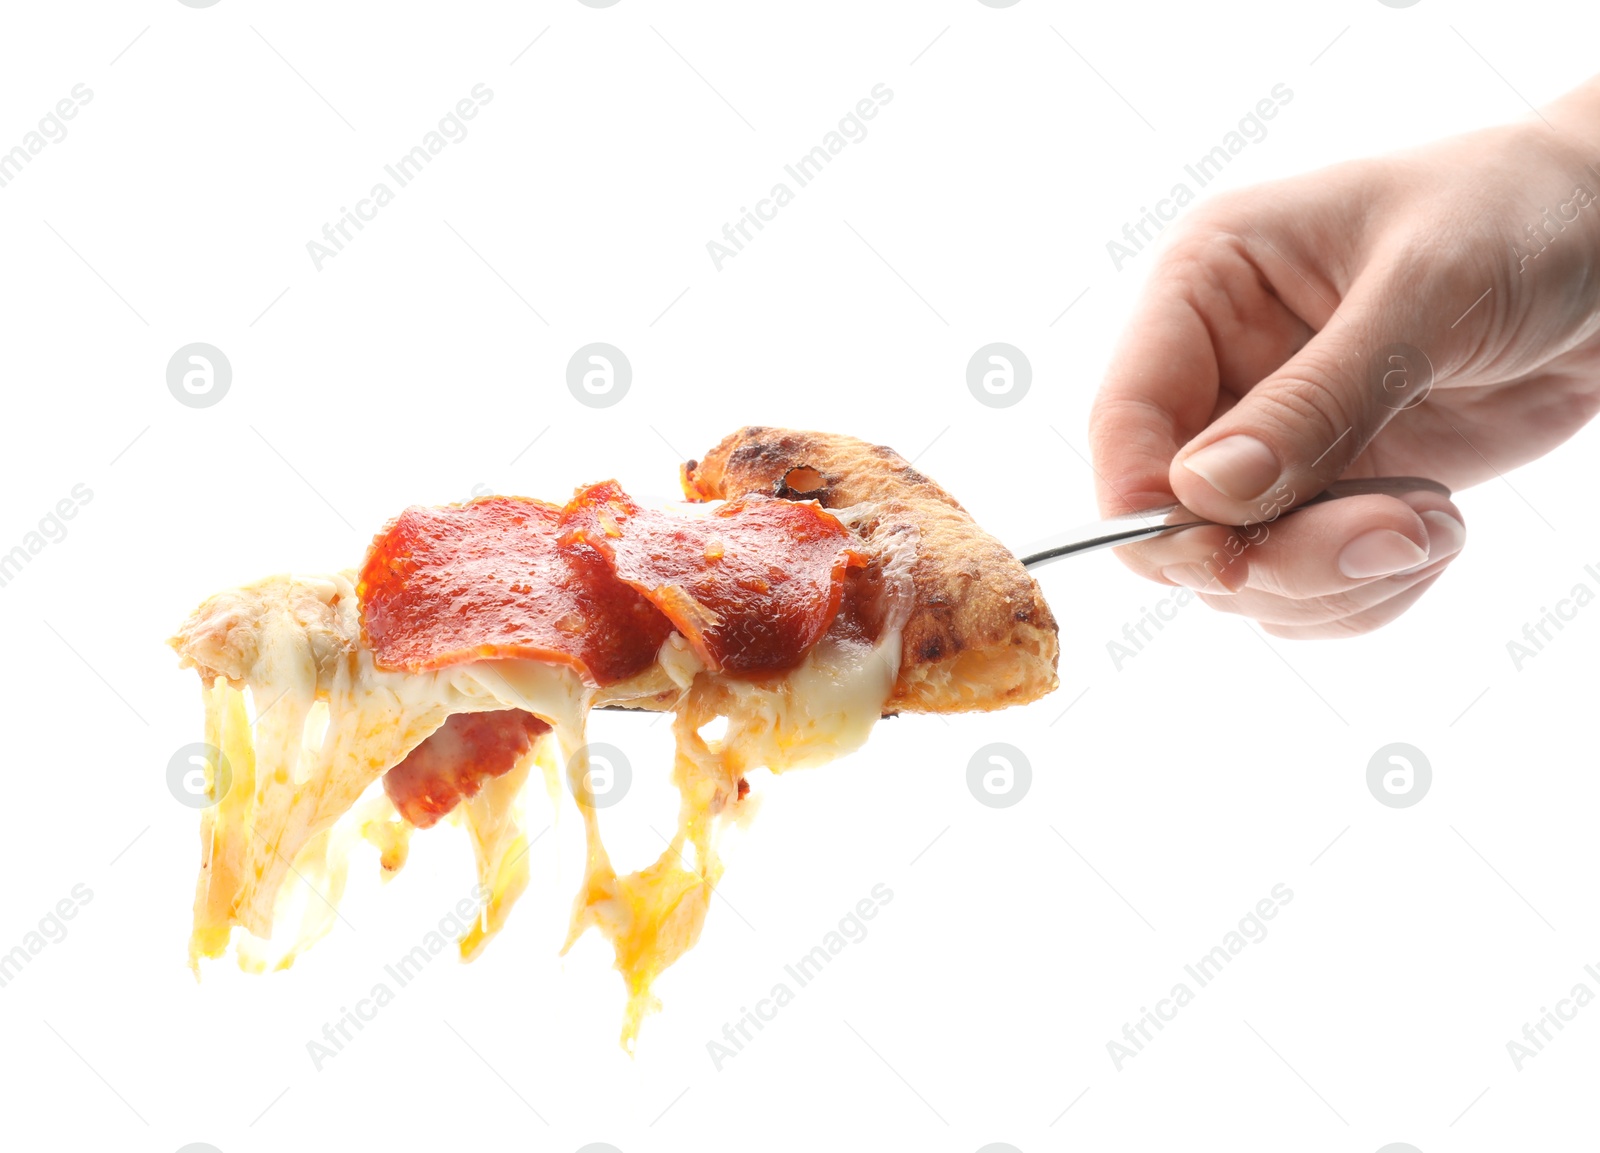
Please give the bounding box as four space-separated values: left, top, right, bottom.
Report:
775 465 828 503
919 636 944 661
901 466 927 485
728 433 805 479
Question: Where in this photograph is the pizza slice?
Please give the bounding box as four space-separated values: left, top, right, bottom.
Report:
169 426 1058 1047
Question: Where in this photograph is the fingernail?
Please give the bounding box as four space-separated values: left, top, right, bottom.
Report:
1162 564 1238 595
1181 436 1281 501
1338 529 1429 580
1419 511 1465 561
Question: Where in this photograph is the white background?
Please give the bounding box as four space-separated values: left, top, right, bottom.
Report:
1 1 1598 1151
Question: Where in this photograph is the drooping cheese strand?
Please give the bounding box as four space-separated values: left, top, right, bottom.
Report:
456 743 540 961
562 713 724 1052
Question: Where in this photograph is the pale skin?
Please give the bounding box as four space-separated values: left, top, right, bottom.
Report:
1091 77 1600 637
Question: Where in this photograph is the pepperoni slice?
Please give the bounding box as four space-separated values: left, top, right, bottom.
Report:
384 709 550 828
561 481 867 675
358 497 673 683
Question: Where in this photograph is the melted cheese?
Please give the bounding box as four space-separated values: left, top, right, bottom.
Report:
176 504 910 1047
565 624 903 1048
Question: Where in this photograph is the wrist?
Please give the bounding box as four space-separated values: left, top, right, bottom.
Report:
1543 76 1600 151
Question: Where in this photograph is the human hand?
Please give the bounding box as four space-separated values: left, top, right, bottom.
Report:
1089 78 1600 637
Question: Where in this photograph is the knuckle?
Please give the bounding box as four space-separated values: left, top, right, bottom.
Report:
1159 223 1250 284
1252 369 1364 462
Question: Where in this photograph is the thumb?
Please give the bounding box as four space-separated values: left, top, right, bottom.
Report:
1169 300 1424 523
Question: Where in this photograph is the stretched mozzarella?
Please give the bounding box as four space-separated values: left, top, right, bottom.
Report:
175 510 909 1045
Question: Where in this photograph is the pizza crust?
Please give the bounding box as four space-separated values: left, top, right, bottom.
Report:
683 427 1060 713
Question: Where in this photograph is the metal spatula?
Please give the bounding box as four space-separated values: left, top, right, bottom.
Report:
1016 476 1452 570
592 476 1451 710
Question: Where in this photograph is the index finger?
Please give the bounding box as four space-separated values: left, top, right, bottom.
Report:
1088 229 1318 516
1087 287 1219 515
